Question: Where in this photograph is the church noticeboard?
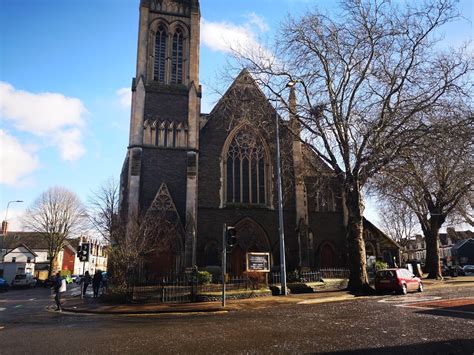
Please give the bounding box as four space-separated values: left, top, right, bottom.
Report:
246 252 270 272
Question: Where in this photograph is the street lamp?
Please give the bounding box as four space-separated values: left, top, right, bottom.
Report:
275 94 288 296
1 200 23 262
276 79 300 295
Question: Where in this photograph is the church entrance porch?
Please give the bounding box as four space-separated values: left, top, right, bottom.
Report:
228 218 272 276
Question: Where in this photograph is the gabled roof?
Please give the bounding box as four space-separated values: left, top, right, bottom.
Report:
4 232 49 249
3 231 80 252
363 218 401 249
452 238 474 251
4 243 38 257
207 69 277 121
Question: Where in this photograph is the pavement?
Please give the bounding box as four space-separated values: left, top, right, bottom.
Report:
57 275 474 315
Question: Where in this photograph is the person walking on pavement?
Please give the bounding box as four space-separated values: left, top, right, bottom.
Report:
53 272 66 311
92 270 103 298
81 271 92 297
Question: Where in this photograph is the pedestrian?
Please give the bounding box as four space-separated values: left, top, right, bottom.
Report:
52 272 66 311
82 271 91 297
92 270 103 298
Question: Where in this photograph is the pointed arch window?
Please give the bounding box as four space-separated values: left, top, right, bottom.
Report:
225 128 268 205
171 28 184 84
154 25 167 82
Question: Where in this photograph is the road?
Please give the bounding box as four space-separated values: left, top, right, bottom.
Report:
1 285 473 354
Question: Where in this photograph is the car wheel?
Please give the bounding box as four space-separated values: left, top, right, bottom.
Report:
400 284 407 295
418 282 423 292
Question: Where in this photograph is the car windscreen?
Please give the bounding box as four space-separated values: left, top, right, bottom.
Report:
376 270 395 279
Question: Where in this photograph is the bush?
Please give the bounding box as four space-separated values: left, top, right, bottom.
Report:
197 271 212 285
375 260 388 271
245 272 267 289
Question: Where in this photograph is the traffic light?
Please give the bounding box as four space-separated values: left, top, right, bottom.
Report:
78 243 90 262
226 226 237 247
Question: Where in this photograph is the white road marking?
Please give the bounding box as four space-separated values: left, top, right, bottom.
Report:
0 307 6 311
378 296 441 303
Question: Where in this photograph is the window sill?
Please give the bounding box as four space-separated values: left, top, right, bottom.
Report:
223 203 271 210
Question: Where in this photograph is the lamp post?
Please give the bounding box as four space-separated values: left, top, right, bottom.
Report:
275 98 288 296
1 200 23 261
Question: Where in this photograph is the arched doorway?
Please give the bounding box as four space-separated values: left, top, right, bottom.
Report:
320 242 337 268
229 218 271 276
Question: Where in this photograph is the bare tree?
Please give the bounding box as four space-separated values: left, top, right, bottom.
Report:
378 200 419 249
23 187 86 277
231 0 471 291
375 113 473 279
88 178 119 243
108 210 179 292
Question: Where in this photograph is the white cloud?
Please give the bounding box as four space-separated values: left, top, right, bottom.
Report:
201 15 272 60
116 87 132 109
54 128 85 161
244 13 269 33
0 130 39 186
0 81 87 161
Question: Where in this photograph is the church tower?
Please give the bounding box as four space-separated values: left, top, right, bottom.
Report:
121 0 201 272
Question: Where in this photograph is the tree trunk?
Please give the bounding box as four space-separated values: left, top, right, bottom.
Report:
47 257 54 278
344 186 370 292
424 217 443 279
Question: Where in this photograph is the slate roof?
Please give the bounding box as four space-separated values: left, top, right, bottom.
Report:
3 231 79 251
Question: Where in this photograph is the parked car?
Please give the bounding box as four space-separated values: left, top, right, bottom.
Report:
463 265 474 275
442 265 465 277
375 268 423 295
11 274 37 288
0 278 9 292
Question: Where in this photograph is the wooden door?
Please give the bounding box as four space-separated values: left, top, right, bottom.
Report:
320 243 337 268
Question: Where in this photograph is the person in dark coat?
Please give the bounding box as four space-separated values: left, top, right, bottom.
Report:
81 271 91 297
52 272 66 311
92 270 103 298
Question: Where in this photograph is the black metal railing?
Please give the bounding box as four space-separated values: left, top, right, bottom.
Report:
270 268 350 285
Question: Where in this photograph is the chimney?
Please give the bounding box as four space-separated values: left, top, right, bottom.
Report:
1 221 8 235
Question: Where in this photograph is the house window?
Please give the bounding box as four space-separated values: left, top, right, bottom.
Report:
154 25 167 82
225 127 268 205
12 257 16 263
171 28 183 84
27 257 31 263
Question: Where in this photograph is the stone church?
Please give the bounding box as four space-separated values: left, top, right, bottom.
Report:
119 0 399 276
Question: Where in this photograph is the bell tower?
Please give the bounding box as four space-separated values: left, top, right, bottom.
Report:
121 0 201 271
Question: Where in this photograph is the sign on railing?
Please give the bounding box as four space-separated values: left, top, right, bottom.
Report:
246 252 270 272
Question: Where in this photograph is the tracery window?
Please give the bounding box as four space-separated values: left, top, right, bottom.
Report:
225 128 267 205
154 25 167 82
171 28 184 84
316 189 335 212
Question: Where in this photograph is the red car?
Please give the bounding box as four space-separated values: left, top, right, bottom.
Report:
375 268 423 295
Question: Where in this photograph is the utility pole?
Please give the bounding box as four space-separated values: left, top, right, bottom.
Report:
221 223 226 307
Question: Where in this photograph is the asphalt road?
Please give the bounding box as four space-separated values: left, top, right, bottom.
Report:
1 285 473 354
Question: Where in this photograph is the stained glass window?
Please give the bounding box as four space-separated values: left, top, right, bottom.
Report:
226 128 267 205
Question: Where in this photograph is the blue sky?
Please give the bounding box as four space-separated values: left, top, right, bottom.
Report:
0 0 472 231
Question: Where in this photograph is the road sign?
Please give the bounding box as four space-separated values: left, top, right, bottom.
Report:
246 252 270 272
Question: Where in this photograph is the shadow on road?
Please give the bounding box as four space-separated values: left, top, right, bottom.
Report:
415 307 474 320
322 338 474 354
